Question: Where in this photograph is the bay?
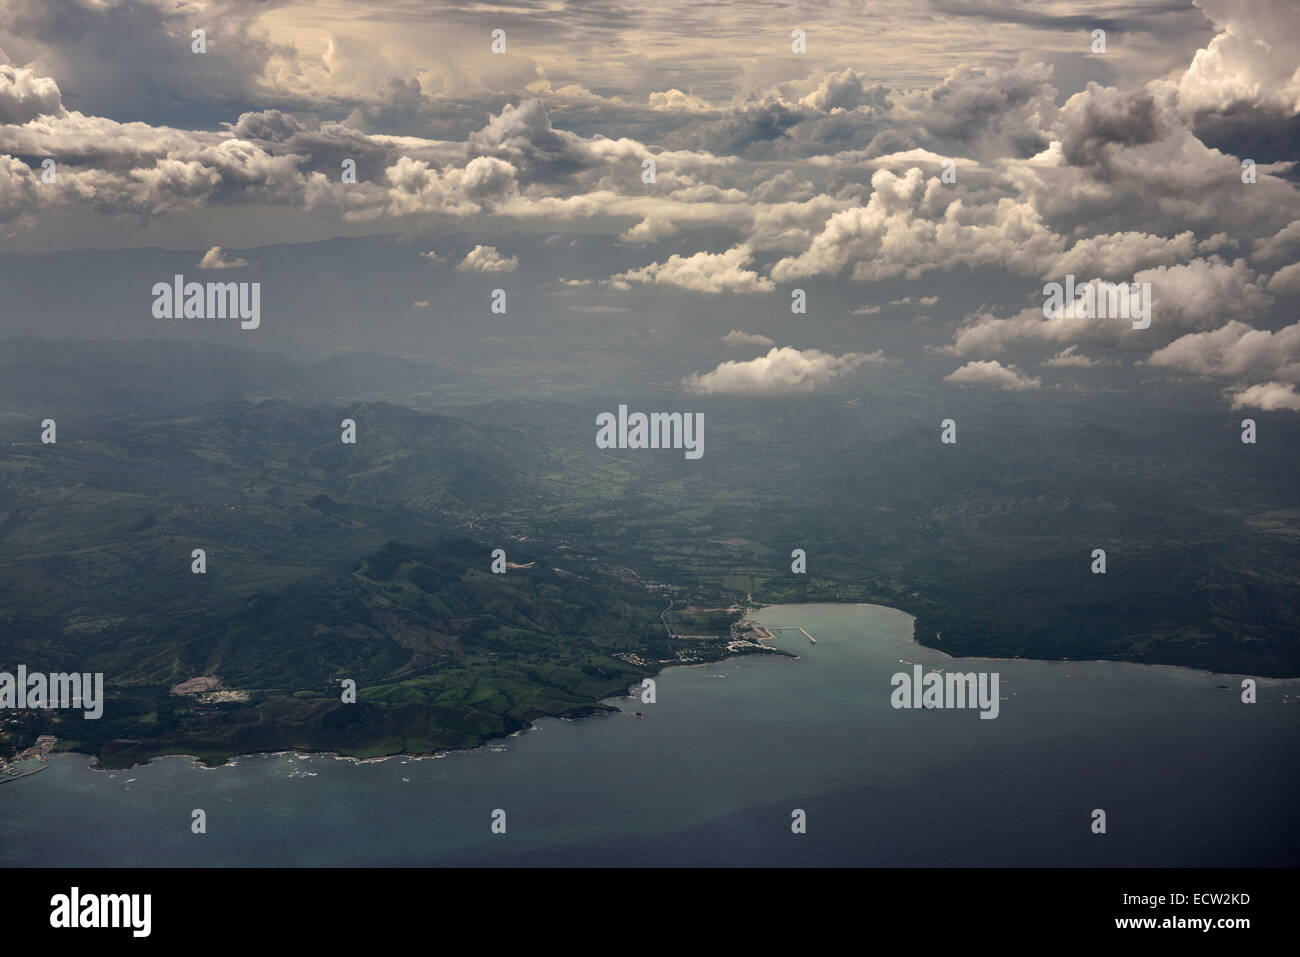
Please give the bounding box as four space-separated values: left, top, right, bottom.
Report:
2 603 1296 866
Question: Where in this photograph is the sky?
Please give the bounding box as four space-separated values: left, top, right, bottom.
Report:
1 0 1298 410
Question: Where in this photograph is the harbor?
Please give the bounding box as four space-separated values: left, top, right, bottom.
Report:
0 735 56 785
734 610 817 646
0 754 47 784
770 626 817 645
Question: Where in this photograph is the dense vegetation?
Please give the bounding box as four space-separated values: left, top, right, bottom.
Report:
2 339 1296 766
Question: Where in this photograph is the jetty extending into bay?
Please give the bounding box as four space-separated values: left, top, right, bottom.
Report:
770 626 817 645
0 735 56 785
0 754 47 784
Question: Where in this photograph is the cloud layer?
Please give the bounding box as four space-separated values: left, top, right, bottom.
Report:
1 0 1297 409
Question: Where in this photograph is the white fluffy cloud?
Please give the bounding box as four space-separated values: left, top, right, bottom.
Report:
649 89 713 112
384 156 518 218
197 246 249 269
1178 0 1300 117
683 347 885 394
1146 320 1300 381
1229 381 1300 411
1254 219 1300 264
770 166 1208 284
721 330 775 348
1265 262 1300 293
1044 346 1103 367
620 217 679 243
611 245 774 294
456 245 519 272
945 360 1041 391
794 69 891 113
947 258 1272 357
1010 80 1300 245
2 0 1300 420
0 65 65 123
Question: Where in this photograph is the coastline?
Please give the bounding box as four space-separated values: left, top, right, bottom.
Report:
750 600 1300 685
67 617 791 774
36 599 1297 778
12 600 1297 870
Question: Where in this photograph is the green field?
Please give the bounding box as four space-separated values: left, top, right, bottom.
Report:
1 340 1296 766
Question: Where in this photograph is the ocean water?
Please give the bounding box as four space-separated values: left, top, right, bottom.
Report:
2 603 1297 867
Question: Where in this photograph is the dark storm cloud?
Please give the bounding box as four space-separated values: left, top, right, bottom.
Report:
0 0 294 128
1190 108 1300 179
898 63 1056 158
1059 84 1163 169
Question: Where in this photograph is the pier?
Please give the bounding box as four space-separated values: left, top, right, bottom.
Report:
771 626 817 645
0 755 47 784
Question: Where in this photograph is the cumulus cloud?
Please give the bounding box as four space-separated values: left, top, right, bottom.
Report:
611 245 774 294
0 153 41 224
1254 219 1300 264
2 0 1299 423
467 98 587 178
1017 78 1300 242
795 69 892 113
947 258 1272 357
1229 381 1300 411
721 329 775 347
683 347 886 394
0 65 64 123
0 0 286 126
1059 84 1165 170
1134 257 1271 330
770 166 1205 284
693 94 803 155
456 244 519 272
620 217 678 243
945 360 1041 390
1178 0 1300 118
771 167 1064 282
197 246 249 269
1145 320 1300 381
1044 345 1103 367
384 155 519 218
0 83 313 219
894 63 1055 159
1265 262 1300 293
649 89 713 112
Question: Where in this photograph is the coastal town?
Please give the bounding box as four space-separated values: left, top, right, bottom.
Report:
0 733 57 785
